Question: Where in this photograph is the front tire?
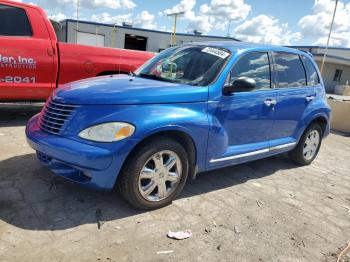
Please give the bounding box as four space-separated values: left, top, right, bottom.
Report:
118 138 189 210
289 123 323 165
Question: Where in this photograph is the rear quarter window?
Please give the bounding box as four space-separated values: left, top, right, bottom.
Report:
274 52 306 88
302 56 320 86
0 4 32 36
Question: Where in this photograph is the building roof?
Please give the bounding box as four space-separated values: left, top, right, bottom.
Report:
63 19 241 41
290 45 350 51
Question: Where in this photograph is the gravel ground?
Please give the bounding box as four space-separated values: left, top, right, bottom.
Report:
0 105 349 262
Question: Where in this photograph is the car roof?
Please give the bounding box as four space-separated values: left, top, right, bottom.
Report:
186 41 303 55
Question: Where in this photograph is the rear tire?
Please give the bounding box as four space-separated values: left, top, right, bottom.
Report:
118 138 189 210
288 123 323 166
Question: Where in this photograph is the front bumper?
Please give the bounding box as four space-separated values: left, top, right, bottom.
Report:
26 114 127 190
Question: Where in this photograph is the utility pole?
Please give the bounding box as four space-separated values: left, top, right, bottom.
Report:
167 11 184 46
112 23 117 48
226 21 232 37
320 0 338 74
76 0 80 43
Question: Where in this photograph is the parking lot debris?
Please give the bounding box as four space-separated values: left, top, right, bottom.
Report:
234 226 241 234
204 228 211 234
49 178 58 192
95 209 103 229
337 241 350 262
156 250 174 254
341 206 350 213
256 199 265 207
167 230 192 240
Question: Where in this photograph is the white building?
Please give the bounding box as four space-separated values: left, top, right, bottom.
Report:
58 19 240 53
293 46 350 93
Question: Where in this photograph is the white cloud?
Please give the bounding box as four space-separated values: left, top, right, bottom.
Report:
88 0 136 10
161 0 251 35
49 12 67 21
90 11 156 30
162 0 196 16
298 0 350 47
36 0 135 10
234 14 301 45
134 10 156 30
200 0 251 22
90 12 132 24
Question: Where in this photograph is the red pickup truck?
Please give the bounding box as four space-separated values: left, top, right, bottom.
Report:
0 1 154 101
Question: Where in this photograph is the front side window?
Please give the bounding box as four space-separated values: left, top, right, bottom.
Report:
135 45 231 86
274 52 306 88
302 56 320 86
229 52 271 90
0 4 32 36
333 69 343 82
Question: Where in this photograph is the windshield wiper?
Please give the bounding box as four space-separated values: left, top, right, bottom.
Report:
129 71 136 76
137 73 167 82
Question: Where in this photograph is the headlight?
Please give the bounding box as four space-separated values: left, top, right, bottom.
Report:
78 122 135 142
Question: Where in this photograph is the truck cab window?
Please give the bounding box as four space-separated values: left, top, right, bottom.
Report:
0 4 32 36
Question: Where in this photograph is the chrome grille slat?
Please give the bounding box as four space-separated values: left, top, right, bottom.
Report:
39 98 76 135
43 109 70 118
41 118 63 128
50 101 78 108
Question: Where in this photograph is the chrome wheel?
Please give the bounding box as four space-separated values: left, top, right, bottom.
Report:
303 129 320 161
138 150 182 202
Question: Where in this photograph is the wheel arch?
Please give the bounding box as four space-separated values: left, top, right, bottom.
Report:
309 115 328 136
298 113 330 142
121 128 198 181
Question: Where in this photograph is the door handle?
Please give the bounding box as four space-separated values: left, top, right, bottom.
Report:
264 99 277 106
306 95 315 102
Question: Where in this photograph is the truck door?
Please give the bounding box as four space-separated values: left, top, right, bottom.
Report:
0 3 56 100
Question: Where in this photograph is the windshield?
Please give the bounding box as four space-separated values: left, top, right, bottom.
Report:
135 45 231 86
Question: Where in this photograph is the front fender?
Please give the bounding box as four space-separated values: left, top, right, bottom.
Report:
63 103 209 172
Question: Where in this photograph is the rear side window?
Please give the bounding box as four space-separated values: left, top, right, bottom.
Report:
230 52 271 90
0 4 32 36
302 56 320 86
274 52 306 88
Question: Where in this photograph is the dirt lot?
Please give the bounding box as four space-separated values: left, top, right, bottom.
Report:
0 105 349 262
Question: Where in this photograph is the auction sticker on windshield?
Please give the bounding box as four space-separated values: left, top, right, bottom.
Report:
201 47 230 59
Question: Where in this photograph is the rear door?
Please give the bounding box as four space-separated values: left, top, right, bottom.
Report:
0 3 56 100
269 52 316 148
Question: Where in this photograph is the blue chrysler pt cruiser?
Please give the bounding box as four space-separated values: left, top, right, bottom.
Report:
26 42 331 209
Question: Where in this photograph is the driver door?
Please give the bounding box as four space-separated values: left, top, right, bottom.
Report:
207 52 277 168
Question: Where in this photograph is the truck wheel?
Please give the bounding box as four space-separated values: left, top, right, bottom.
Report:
288 123 322 166
118 138 189 210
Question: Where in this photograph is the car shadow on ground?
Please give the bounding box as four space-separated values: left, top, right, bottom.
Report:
0 104 43 127
0 151 297 231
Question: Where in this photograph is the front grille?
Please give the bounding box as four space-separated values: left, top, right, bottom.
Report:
39 99 77 135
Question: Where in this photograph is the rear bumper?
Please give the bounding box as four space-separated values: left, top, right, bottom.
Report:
26 114 124 190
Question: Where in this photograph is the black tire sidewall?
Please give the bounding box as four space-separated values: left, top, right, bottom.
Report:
292 123 323 165
119 138 189 209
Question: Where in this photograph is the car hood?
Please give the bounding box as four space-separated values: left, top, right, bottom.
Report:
53 74 208 105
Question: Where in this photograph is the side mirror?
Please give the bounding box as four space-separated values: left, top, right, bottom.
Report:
223 77 256 94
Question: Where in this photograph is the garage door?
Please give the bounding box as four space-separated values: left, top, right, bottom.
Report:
77 31 105 47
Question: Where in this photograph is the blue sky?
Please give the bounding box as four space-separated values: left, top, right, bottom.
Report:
16 0 350 47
